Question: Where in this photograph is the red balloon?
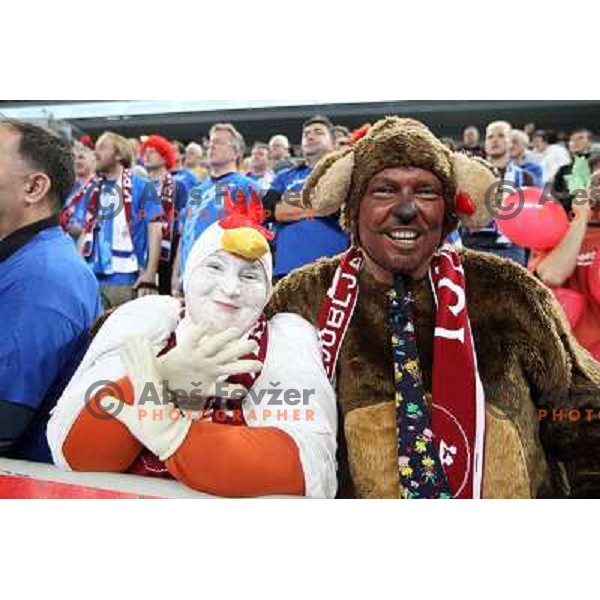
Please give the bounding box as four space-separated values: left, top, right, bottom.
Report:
588 251 600 306
552 287 586 329
496 187 569 250
588 341 600 362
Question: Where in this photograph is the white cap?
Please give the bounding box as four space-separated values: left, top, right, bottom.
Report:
183 221 273 300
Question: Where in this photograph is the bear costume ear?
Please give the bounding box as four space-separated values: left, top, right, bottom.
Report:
302 148 355 216
452 152 498 229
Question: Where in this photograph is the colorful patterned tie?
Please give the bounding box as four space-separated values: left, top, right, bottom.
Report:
387 274 452 499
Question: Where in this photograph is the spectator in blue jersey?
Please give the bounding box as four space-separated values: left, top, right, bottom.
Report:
263 115 350 280
141 134 193 295
80 131 163 308
509 129 544 187
184 142 208 180
247 142 274 189
0 119 101 462
172 122 261 294
59 141 96 240
461 121 529 265
171 139 200 192
268 134 294 173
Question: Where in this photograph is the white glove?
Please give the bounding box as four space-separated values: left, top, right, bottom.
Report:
158 324 263 399
101 336 192 461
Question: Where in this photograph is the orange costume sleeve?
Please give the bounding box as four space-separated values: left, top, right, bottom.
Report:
62 376 305 497
165 421 305 497
62 377 142 472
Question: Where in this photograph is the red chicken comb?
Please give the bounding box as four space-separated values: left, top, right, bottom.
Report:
221 187 274 240
350 124 371 144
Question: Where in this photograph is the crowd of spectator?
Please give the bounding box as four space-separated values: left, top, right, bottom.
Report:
1 110 599 475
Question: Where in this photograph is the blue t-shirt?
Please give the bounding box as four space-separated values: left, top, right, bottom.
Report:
0 224 102 462
180 172 260 278
173 169 200 212
521 156 544 188
270 164 349 276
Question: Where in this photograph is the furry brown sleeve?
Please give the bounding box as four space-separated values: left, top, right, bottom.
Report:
464 251 600 497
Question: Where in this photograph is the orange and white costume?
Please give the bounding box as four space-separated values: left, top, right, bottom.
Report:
46 219 337 498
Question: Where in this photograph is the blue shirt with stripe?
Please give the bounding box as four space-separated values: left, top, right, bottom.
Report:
270 164 349 276
0 226 101 462
82 173 162 286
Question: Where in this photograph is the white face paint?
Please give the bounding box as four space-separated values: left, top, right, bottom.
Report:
186 250 269 336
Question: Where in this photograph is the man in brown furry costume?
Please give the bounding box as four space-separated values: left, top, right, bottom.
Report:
265 116 600 498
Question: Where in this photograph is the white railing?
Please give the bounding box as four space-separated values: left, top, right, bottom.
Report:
0 458 294 499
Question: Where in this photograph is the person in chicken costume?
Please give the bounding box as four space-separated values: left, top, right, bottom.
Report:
265 116 600 499
47 207 337 498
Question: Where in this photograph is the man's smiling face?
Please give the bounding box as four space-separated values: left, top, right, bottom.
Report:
358 166 446 282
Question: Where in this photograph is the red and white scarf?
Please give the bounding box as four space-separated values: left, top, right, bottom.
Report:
317 245 486 498
80 169 134 258
59 174 95 232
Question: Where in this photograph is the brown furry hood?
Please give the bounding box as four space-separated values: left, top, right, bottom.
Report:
302 116 497 236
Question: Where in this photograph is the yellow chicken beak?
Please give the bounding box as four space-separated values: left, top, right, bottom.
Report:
221 227 269 261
